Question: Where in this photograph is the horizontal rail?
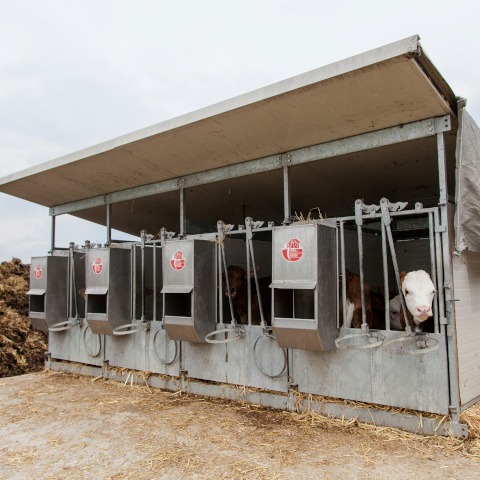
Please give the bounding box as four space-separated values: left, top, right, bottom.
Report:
50 116 451 216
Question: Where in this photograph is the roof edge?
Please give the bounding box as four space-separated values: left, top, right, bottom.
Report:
0 35 421 189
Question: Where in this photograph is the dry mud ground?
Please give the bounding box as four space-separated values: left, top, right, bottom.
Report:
0 372 479 480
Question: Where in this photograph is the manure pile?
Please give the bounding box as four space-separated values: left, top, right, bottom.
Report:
0 258 47 377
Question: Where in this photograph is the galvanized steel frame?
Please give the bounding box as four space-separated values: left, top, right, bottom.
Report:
45 113 468 435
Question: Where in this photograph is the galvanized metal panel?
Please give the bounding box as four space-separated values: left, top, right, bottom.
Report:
49 323 104 367
272 223 337 351
146 322 181 376
183 327 227 382
183 325 289 392
452 251 480 405
29 256 69 332
293 330 450 414
162 239 217 342
224 326 288 392
104 329 148 371
85 247 132 334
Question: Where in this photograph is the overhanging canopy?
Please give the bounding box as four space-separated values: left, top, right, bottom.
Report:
0 34 458 236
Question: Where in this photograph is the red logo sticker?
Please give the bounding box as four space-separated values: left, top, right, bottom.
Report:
281 238 303 262
170 251 185 271
33 264 43 279
92 257 104 275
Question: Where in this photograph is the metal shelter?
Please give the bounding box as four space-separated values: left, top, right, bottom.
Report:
2 34 480 438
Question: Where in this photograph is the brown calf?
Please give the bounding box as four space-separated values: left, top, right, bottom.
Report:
224 265 271 325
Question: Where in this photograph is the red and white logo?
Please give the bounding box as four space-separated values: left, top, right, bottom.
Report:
281 238 303 262
92 257 104 275
33 264 43 279
170 251 185 271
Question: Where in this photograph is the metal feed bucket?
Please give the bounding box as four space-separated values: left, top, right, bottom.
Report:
271 221 337 351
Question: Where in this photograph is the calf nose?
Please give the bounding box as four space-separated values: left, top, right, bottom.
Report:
416 306 432 316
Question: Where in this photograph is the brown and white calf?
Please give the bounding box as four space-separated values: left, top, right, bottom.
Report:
224 265 271 325
389 270 435 332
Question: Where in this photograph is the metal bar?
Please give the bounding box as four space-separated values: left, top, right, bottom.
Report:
354 201 367 328
248 236 266 327
141 232 146 322
106 203 112 245
179 187 186 238
282 165 291 225
68 245 73 319
428 212 439 333
434 208 446 335
153 242 157 322
381 222 390 330
49 215 56 253
221 243 236 326
50 116 451 216
245 218 252 325
339 206 439 223
339 221 347 328
218 242 223 324
132 244 137 321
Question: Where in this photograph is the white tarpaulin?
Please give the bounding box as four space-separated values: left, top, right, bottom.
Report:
456 109 480 253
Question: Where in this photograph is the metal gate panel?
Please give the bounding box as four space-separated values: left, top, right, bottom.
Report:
104 331 148 371
146 322 181 376
184 325 289 391
49 323 104 367
183 327 227 383
293 330 450 414
224 326 288 392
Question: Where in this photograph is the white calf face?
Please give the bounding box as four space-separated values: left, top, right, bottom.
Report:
388 296 403 330
401 270 435 323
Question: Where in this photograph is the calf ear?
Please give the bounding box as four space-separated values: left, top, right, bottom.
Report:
399 271 407 288
247 265 260 278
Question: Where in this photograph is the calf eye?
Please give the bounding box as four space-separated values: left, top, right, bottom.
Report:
404 289 410 295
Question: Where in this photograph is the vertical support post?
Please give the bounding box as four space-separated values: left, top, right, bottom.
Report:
282 165 291 225
381 222 390 330
132 244 136 321
436 131 462 424
179 186 186 239
153 242 157 322
339 221 347 328
140 230 146 322
246 233 252 325
106 203 112 245
50 215 56 254
354 200 367 331
428 212 439 333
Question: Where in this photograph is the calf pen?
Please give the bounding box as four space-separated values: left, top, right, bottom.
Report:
2 35 480 438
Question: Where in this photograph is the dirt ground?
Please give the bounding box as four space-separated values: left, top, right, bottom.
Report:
0 371 479 480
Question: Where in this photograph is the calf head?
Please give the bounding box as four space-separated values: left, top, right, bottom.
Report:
401 270 435 326
388 295 405 330
225 265 246 299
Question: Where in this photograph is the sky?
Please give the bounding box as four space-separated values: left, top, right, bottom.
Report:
1 0 479 263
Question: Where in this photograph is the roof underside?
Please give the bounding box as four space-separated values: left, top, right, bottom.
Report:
0 35 458 237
